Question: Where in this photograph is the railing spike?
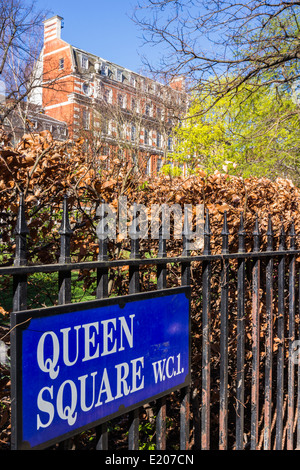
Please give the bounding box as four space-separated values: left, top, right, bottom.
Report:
253 213 260 252
238 212 245 253
59 195 72 265
203 209 211 255
59 194 73 236
289 218 295 250
279 218 286 251
129 202 140 258
266 213 273 237
253 213 260 235
204 209 211 235
267 214 273 251
14 192 29 236
238 211 245 234
221 211 229 254
158 223 166 258
14 192 29 267
183 206 192 257
221 210 229 235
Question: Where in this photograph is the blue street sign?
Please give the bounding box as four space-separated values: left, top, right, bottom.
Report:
11 287 190 449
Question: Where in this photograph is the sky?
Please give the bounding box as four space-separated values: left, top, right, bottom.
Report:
35 0 156 75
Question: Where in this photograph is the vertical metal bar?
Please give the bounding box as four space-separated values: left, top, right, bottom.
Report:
11 193 29 450
128 203 140 450
96 202 109 450
12 193 29 310
156 396 166 451
219 211 229 450
192 388 201 449
297 267 300 450
128 408 139 451
156 226 167 450
276 222 286 450
264 214 273 450
129 203 140 295
96 425 108 451
236 212 246 450
57 196 73 450
96 201 109 299
179 207 191 450
181 206 191 285
157 222 167 290
180 387 190 450
251 214 260 450
58 195 72 305
287 221 296 450
201 209 211 450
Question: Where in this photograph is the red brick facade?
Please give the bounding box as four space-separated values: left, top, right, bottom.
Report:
34 16 186 174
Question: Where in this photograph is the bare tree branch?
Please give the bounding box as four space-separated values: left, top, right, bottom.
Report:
133 0 300 113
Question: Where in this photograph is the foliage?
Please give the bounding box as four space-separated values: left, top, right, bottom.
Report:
134 1 300 111
170 81 300 181
161 163 182 177
2 131 300 448
0 0 48 124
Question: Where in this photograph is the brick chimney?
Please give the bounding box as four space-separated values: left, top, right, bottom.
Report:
43 15 64 43
169 76 185 92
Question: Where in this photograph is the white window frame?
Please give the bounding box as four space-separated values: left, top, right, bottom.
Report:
44 123 53 133
104 88 113 104
157 158 163 173
130 75 136 87
156 131 161 148
146 157 151 175
81 54 89 70
82 81 93 97
131 124 136 142
82 109 90 130
118 93 126 109
116 68 123 82
108 120 114 136
144 128 149 145
101 63 109 76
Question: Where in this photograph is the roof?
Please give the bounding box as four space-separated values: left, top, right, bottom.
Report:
70 45 175 92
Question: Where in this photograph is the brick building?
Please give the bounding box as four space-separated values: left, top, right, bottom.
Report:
1 103 68 146
30 15 187 174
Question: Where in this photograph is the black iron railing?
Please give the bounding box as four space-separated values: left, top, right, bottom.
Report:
1 194 300 450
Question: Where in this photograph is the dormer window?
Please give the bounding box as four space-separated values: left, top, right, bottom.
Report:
44 123 53 133
81 54 89 70
116 68 123 82
130 75 136 87
101 63 109 76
